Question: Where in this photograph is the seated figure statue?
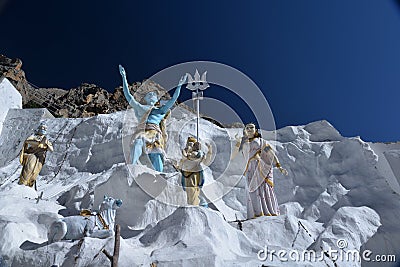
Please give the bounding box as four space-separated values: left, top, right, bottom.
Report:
119 65 186 172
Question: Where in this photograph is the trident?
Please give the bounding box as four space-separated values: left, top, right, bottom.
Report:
186 70 209 141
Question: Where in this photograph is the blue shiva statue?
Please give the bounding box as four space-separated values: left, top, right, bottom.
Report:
119 65 187 172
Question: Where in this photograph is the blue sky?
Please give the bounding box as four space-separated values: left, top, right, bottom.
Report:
1 0 399 142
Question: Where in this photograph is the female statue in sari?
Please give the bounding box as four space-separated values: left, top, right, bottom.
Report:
235 123 288 219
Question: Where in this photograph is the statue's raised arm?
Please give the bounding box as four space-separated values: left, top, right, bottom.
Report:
159 74 187 113
121 65 187 172
119 65 149 118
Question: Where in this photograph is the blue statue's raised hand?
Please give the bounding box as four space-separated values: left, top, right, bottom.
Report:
119 65 126 77
178 74 188 87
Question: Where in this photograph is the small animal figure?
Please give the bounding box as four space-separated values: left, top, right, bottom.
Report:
47 195 122 243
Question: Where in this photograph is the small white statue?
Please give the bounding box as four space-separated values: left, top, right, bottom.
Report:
47 195 122 243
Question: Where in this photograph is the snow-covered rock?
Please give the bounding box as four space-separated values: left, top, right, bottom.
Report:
0 185 62 261
311 206 380 252
279 202 304 217
0 106 398 266
303 120 343 142
139 207 261 266
239 215 324 251
0 77 22 135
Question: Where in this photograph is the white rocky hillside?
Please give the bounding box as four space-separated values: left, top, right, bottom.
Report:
0 102 398 266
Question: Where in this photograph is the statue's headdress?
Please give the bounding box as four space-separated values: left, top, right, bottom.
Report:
182 136 202 158
239 123 262 151
36 123 47 135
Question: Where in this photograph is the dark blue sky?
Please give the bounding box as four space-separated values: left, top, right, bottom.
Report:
1 0 399 142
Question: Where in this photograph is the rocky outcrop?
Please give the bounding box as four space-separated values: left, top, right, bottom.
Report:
55 83 114 118
0 54 172 118
52 80 172 118
0 54 32 105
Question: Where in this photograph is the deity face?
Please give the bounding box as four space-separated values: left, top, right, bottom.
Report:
144 91 158 106
186 141 195 151
184 141 202 159
187 150 202 160
244 124 256 138
36 125 47 136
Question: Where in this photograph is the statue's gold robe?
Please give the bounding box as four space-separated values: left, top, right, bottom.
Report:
19 134 53 187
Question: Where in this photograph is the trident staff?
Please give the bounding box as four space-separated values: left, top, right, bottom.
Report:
186 70 209 141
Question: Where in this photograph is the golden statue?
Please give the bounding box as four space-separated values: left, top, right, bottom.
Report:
177 137 213 206
18 123 53 188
